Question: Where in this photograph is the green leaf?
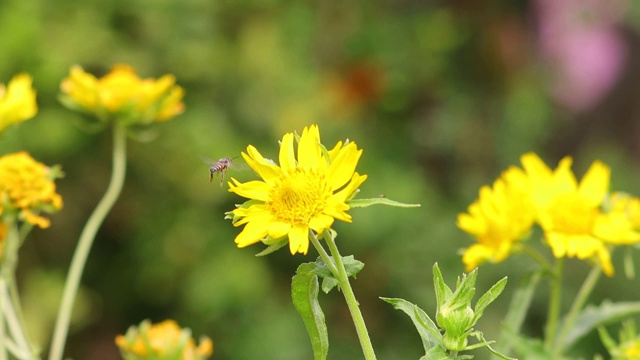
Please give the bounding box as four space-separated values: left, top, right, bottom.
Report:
500 329 565 360
255 238 288 256
348 197 421 208
559 300 640 350
380 297 441 353
498 270 542 355
313 256 364 293
470 331 517 360
433 263 452 310
292 263 329 360
473 276 507 322
420 346 450 360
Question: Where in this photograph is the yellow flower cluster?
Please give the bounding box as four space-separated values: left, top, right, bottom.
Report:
60 64 184 124
458 152 640 276
0 73 37 134
116 320 213 360
228 124 367 255
0 152 63 229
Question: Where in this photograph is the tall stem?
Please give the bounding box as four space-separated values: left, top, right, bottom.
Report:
322 231 377 360
48 124 127 360
544 258 564 351
553 265 602 355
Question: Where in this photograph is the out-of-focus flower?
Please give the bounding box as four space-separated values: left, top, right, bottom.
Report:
535 0 628 111
458 166 535 271
321 63 385 120
115 319 213 360
59 64 184 125
0 73 37 134
607 193 640 231
0 152 63 229
521 152 640 276
227 124 367 255
0 221 7 259
600 320 640 360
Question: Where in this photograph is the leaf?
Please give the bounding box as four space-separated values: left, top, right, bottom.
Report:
500 329 565 360
498 270 542 355
473 276 507 322
255 238 288 256
559 300 640 350
313 256 364 293
380 297 441 353
348 197 421 208
292 263 329 360
471 331 517 360
420 346 450 360
432 263 452 310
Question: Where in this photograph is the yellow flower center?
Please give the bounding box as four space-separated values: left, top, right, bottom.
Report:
267 168 330 224
548 194 598 235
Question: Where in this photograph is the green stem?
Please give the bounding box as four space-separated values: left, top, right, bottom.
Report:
0 278 7 360
322 230 377 360
544 258 564 351
308 231 338 276
48 124 127 360
553 265 602 355
522 244 552 271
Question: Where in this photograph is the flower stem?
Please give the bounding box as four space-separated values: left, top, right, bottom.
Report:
321 231 377 360
544 258 564 351
48 124 127 360
553 265 602 355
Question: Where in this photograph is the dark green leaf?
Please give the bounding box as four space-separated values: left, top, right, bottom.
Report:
313 256 364 293
292 263 329 360
473 276 507 322
255 238 288 256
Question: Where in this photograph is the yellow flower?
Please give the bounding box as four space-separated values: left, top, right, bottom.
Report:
0 73 37 134
607 193 640 232
228 124 367 255
521 152 640 276
60 64 184 124
115 320 213 360
458 166 535 271
0 152 63 228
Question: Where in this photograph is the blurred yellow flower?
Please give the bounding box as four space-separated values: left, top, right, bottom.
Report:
228 124 367 255
608 193 640 231
0 221 7 259
521 152 640 276
60 64 184 124
458 166 535 271
0 73 37 134
0 152 63 228
116 319 213 360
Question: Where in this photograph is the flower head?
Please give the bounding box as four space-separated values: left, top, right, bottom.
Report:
0 73 37 134
0 152 63 228
228 124 367 255
60 64 184 125
458 166 535 271
521 152 640 276
115 319 213 360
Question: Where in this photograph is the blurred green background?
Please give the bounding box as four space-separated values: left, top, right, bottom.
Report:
2 0 640 358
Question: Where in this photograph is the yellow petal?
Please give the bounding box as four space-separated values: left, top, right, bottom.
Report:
309 214 334 233
244 146 281 182
327 142 362 191
228 180 271 201
269 221 291 239
279 132 296 175
288 223 310 255
234 214 271 247
297 125 322 168
578 161 610 207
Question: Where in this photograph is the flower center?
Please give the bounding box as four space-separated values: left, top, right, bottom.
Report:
267 168 330 224
548 194 598 235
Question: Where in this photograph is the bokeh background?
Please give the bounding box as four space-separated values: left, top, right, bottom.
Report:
2 0 640 359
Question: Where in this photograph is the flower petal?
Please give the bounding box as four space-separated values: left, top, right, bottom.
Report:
244 146 281 183
269 221 292 239
309 214 334 233
297 125 322 169
279 132 296 175
327 142 362 191
578 161 610 207
288 223 310 255
228 179 271 201
234 213 272 247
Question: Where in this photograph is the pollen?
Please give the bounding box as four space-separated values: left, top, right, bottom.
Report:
267 168 331 224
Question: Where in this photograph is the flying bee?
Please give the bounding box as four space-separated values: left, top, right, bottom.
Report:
209 157 234 186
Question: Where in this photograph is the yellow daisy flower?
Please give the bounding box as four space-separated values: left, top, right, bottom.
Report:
520 152 640 276
458 166 535 271
116 319 213 360
0 73 37 134
60 64 184 124
0 152 63 228
228 124 367 255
